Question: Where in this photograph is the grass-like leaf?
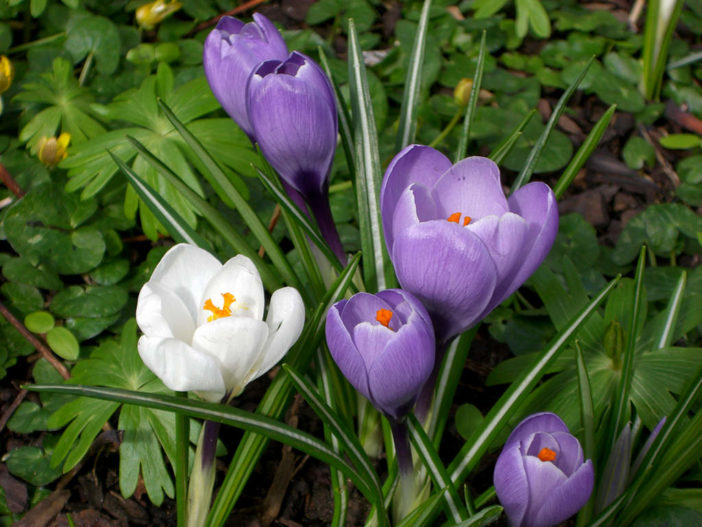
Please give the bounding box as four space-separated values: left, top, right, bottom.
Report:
553 104 616 199
447 276 620 486
157 99 302 292
347 19 395 292
206 254 361 527
455 31 487 162
511 56 594 192
489 110 536 164
407 414 468 523
109 151 211 250
125 135 281 293
396 0 433 151
653 270 686 350
575 343 596 527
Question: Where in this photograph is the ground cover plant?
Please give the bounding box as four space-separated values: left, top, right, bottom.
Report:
0 0 701 525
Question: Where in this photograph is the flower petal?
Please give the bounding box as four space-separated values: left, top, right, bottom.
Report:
376 288 433 330
196 254 264 325
148 244 222 323
191 316 269 396
249 287 305 382
138 335 226 401
380 145 452 251
551 431 585 476
505 412 570 449
365 315 434 419
431 157 508 221
248 52 337 198
203 14 288 138
325 303 372 402
136 282 195 342
494 443 530 527
530 460 594 527
522 455 569 527
498 182 559 304
392 220 497 342
338 292 398 332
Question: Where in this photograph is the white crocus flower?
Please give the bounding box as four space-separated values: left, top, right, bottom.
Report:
136 244 305 401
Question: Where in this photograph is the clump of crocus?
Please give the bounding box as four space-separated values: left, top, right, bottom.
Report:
136 243 305 402
0 55 14 94
380 144 558 344
203 13 288 141
37 132 71 168
136 0 182 30
247 51 343 261
494 412 594 527
326 289 434 519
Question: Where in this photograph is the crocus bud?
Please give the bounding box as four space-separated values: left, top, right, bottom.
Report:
0 55 14 94
325 289 434 420
380 145 558 343
247 51 337 201
136 0 182 30
136 244 305 402
494 412 594 527
203 13 288 140
37 132 71 168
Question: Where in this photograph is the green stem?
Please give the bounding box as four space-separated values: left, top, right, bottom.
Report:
175 393 189 527
78 51 94 87
9 32 66 54
188 420 220 527
428 107 464 149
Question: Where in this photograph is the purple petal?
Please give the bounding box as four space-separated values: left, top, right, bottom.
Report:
376 289 434 332
468 213 529 311
494 444 530 527
524 432 560 460
380 145 452 251
506 413 570 449
530 460 594 527
365 318 435 419
522 456 569 527
325 303 372 402
391 220 497 342
551 432 585 476
203 14 288 138
431 157 508 221
338 292 398 331
495 182 558 305
248 52 337 198
352 322 397 371
631 416 666 476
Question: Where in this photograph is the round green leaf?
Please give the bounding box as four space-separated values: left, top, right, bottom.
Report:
623 136 656 170
5 446 62 487
24 311 55 334
455 403 484 440
50 285 128 319
659 134 702 150
46 327 79 361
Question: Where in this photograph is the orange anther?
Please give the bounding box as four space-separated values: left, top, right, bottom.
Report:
537 447 557 462
447 212 461 223
463 216 472 226
376 308 393 329
203 292 236 322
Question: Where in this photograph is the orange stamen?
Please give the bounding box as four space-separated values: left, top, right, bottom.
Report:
447 212 461 223
537 447 557 462
203 292 236 322
376 308 393 329
463 215 472 226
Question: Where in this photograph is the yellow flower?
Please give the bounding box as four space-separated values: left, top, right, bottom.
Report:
453 78 473 106
37 133 71 168
136 0 182 30
0 55 14 94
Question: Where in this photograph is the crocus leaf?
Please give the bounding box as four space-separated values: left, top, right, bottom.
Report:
455 31 487 162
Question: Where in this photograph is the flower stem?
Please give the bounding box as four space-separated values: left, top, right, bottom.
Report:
307 189 347 265
390 420 415 522
187 420 221 527
175 393 190 527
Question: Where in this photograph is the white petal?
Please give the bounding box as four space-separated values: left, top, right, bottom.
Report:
196 255 265 326
191 316 270 396
249 287 305 383
136 282 195 342
138 335 226 401
149 244 223 322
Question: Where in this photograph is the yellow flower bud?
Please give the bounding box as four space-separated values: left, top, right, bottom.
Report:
454 78 473 107
0 55 15 94
136 0 183 30
37 133 71 168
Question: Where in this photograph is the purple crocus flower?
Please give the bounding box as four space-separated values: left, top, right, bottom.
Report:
380 145 558 343
203 13 288 140
325 289 435 421
248 51 343 261
494 412 594 527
